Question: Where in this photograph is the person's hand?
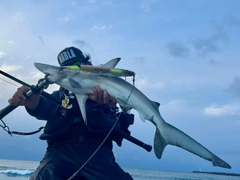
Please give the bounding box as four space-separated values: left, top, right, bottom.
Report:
8 86 41 110
88 86 116 107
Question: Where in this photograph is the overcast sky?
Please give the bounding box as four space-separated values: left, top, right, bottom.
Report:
0 0 240 174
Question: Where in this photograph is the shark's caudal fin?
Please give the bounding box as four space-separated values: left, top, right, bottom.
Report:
154 122 231 169
211 153 231 169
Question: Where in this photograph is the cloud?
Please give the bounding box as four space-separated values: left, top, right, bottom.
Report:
166 100 186 111
190 22 229 56
141 4 150 12
161 100 194 116
0 52 7 58
73 40 93 53
225 76 240 98
166 39 190 58
58 15 75 22
224 13 240 27
91 25 113 30
208 58 217 65
167 19 232 59
73 40 88 48
167 100 185 106
204 104 240 116
134 57 146 64
140 0 160 12
135 77 165 89
0 63 23 73
0 64 24 100
13 12 26 23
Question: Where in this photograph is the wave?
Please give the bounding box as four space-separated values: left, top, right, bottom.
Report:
0 168 33 177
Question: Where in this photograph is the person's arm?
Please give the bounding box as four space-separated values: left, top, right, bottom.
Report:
8 85 59 120
26 95 60 120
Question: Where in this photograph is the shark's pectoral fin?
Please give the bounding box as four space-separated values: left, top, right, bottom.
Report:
154 127 167 159
139 113 146 122
75 94 88 125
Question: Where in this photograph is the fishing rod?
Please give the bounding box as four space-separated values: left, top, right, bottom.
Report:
0 69 152 152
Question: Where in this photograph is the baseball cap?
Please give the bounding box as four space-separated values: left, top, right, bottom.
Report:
57 46 92 66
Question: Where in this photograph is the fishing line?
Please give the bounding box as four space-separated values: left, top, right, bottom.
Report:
0 77 20 88
0 77 19 135
68 82 135 180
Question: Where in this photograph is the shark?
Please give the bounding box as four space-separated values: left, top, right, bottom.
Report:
34 59 231 169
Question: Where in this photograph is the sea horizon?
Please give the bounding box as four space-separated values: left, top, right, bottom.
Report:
0 158 239 180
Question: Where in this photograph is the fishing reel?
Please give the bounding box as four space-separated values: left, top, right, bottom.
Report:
25 75 50 97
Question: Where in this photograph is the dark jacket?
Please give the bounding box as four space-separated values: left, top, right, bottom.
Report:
27 90 134 180
26 90 117 148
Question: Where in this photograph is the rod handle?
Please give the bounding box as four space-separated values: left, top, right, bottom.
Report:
0 104 18 119
0 90 33 119
118 130 152 152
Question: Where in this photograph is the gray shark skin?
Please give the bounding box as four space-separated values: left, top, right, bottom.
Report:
34 60 231 169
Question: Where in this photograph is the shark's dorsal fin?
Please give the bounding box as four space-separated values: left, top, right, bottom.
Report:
75 94 88 125
102 58 121 68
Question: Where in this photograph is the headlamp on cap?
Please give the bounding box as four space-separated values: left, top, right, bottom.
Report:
57 46 92 66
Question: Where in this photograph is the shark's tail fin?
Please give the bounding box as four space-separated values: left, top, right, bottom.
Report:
211 153 231 169
153 122 231 169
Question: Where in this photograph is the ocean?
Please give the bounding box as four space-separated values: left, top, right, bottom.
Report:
0 159 239 180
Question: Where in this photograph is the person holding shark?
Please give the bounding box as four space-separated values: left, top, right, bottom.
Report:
8 46 134 180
